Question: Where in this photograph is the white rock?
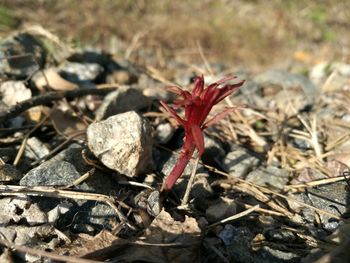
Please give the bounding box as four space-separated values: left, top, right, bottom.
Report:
0 81 31 106
87 111 153 177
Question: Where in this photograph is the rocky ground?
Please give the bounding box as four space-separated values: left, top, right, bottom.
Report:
0 2 350 263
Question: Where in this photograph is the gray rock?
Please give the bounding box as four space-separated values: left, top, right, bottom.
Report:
106 59 139 84
324 73 348 92
95 85 149 121
290 167 327 185
223 145 260 178
258 215 275 227
155 122 175 144
158 149 205 178
261 246 300 262
25 137 50 160
0 81 31 106
221 226 256 262
292 137 312 150
191 173 213 200
220 226 300 263
20 143 119 193
0 100 8 114
4 145 126 243
47 201 72 223
87 111 153 177
63 201 119 234
310 62 350 91
0 33 45 77
192 173 214 210
0 81 30 127
254 69 320 101
246 166 289 190
309 62 329 86
218 224 236 245
333 62 350 76
20 160 81 186
265 229 296 243
59 61 103 83
138 73 172 101
293 181 348 231
20 143 88 186
0 197 48 226
0 225 56 248
236 80 268 109
254 70 321 112
202 135 226 164
86 203 118 230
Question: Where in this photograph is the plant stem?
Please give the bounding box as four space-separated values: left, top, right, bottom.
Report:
161 144 195 192
181 155 200 207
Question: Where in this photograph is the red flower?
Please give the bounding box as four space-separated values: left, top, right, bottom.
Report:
161 75 244 191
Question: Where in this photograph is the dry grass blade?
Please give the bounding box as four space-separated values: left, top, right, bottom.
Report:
117 180 154 190
13 113 51 166
196 40 214 76
68 168 96 187
325 132 350 151
205 169 347 221
236 201 284 217
208 204 260 228
125 30 148 60
158 144 348 222
30 131 86 166
293 115 324 162
145 65 177 86
285 174 350 191
233 110 267 147
228 181 294 218
180 155 200 207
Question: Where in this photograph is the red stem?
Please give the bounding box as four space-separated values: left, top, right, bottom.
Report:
162 138 196 192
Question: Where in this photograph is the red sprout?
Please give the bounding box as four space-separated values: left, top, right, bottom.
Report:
161 75 245 191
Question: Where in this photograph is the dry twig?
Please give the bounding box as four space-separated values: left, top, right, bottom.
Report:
0 86 118 123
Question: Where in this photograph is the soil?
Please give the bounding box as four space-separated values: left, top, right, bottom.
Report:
0 1 350 263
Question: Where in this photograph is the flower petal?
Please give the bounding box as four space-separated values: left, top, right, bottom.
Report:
192 75 205 97
191 124 205 156
214 80 245 104
215 75 237 85
203 107 236 129
167 86 192 100
160 100 185 126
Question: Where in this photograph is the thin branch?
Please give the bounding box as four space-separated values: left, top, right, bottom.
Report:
0 86 117 123
208 205 259 228
181 155 200 207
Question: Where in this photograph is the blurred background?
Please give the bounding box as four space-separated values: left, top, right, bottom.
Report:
0 0 349 72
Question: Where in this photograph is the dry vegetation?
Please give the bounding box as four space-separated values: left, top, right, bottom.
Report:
0 1 350 262
1 0 349 69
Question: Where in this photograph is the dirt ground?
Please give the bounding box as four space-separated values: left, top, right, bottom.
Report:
1 0 349 71
0 1 350 263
